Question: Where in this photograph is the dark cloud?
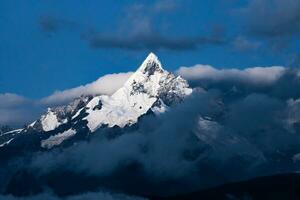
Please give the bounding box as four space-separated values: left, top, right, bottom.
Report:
36 1 299 54
39 15 78 34
24 91 226 196
39 15 60 33
0 192 144 200
2 67 300 198
82 32 226 51
39 1 228 51
239 0 300 38
3 90 262 197
1 64 300 200
233 0 300 53
81 0 226 51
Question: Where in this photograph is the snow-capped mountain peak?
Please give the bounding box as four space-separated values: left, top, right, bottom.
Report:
135 52 163 75
85 52 192 131
116 52 165 98
30 52 191 134
34 52 192 133
0 53 192 149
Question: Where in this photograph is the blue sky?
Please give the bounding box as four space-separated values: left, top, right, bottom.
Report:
1 0 299 98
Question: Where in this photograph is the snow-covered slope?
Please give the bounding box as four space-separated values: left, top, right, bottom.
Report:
29 53 192 133
28 96 92 132
84 53 192 131
41 129 77 149
0 53 192 149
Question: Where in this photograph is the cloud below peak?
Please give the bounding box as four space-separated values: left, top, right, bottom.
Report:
41 72 133 105
177 64 286 85
2 64 299 128
0 72 132 127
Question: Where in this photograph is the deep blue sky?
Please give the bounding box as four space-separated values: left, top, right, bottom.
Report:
1 0 299 98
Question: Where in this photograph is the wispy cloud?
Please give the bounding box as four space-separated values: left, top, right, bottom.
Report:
83 33 226 51
39 0 227 51
0 93 42 127
232 36 261 52
82 0 227 51
290 54 300 68
39 15 79 34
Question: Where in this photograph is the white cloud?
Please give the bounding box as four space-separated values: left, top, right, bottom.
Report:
0 72 132 127
0 93 29 108
177 64 286 85
0 93 42 127
232 36 261 52
0 66 292 127
41 72 133 105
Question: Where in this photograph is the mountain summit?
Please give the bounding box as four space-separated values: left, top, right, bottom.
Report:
84 52 192 131
0 53 192 150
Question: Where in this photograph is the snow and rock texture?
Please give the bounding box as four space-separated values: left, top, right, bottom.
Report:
40 109 61 132
0 129 23 148
28 96 92 132
85 53 192 131
0 53 192 150
0 125 13 135
41 129 77 149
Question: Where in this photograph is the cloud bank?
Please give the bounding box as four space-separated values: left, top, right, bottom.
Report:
2 64 300 128
177 64 285 85
234 0 300 52
2 63 300 131
2 65 300 199
239 0 300 37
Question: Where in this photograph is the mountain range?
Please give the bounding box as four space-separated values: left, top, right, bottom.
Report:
2 53 300 199
0 53 192 154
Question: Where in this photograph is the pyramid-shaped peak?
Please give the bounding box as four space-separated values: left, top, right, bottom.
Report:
137 52 164 75
145 52 159 61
